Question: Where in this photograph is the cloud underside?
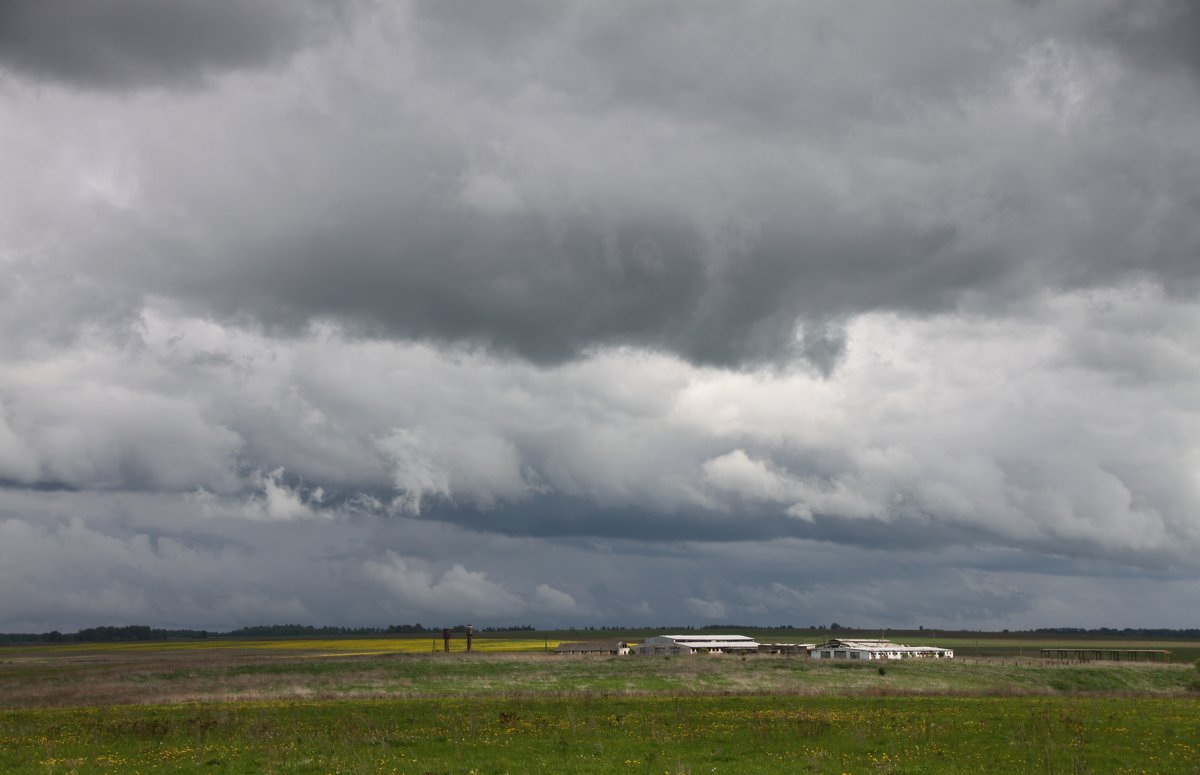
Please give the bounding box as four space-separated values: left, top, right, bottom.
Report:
4 0 1198 368
1 0 1199 629
2 288 1198 629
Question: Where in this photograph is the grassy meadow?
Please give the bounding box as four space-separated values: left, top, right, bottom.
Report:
5 694 1200 774
2 633 1199 773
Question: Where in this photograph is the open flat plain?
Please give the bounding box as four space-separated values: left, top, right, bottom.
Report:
2 634 1198 773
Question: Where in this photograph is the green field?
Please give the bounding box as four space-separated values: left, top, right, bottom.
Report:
2 634 1199 773
4 694 1199 774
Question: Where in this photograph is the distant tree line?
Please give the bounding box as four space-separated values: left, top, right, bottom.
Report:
227 624 439 637
0 623 550 643
0 625 210 643
700 624 800 630
1032 627 1200 638
480 625 535 632
5 623 1200 644
0 623 453 643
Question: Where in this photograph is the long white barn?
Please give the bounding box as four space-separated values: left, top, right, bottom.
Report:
636 634 761 655
810 639 953 660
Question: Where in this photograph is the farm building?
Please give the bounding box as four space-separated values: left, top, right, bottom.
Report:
635 634 761 655
554 641 630 655
810 639 953 660
757 642 815 655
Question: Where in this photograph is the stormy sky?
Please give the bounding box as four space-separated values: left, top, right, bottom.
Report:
2 0 1199 632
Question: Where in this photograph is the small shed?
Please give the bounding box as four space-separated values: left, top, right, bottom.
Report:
555 641 630 656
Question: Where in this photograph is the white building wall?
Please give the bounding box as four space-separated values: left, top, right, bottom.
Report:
635 634 760 655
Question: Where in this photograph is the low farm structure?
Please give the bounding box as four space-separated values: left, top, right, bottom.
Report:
635 634 761 655
554 641 631 656
810 639 953 660
757 642 815 655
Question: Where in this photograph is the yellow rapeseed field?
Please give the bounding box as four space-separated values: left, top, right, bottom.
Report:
1 637 563 656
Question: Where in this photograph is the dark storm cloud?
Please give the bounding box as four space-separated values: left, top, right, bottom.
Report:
1096 0 1200 80
417 495 1051 562
182 207 952 368
210 209 718 365
0 0 346 90
6 0 1192 368
1 487 1191 631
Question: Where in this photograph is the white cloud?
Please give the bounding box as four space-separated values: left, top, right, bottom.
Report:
245 468 327 521
533 583 579 614
4 381 242 492
375 430 453 515
376 427 530 514
364 552 525 618
685 597 726 622
702 449 800 504
3 285 1199 565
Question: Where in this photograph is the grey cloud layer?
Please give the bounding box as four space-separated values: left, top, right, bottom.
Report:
4 0 1198 366
0 0 350 90
1097 0 1200 79
2 288 1197 563
3 1 1200 631
3 486 1195 632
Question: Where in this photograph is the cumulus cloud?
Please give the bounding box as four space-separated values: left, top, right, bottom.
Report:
533 584 581 615
377 428 530 515
702 449 882 523
224 468 329 522
10 384 242 492
4 288 1200 559
364 552 527 619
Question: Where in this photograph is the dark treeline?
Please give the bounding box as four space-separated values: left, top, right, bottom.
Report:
1 623 450 643
1032 627 1200 638
481 625 535 632
228 624 436 637
5 623 1200 644
0 623 542 643
701 624 799 630
0 625 208 644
